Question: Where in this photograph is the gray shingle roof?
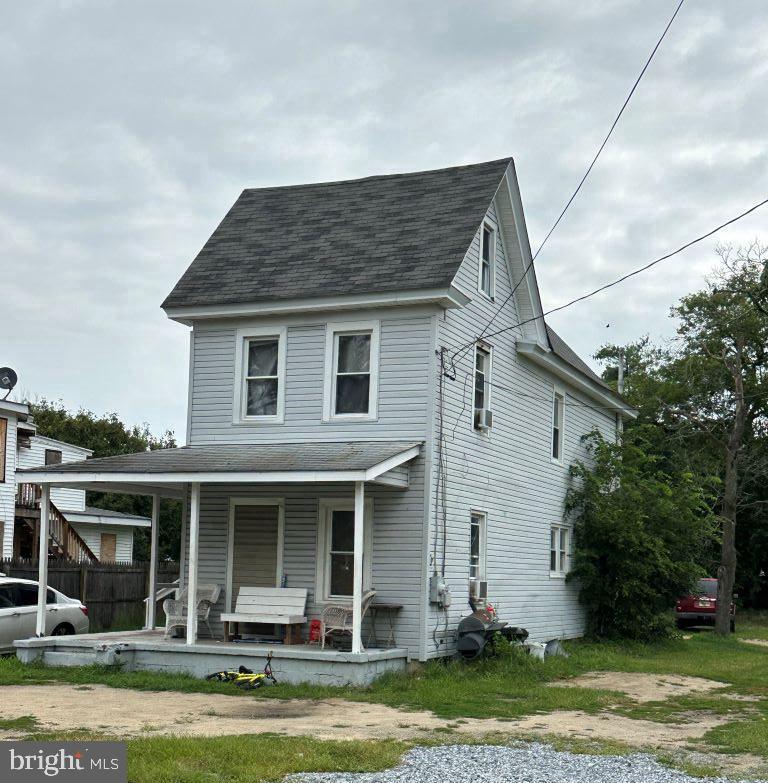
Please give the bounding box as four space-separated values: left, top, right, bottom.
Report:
545 324 611 390
18 441 421 476
162 158 512 310
82 506 151 521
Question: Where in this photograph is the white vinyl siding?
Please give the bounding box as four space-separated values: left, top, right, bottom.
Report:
189 311 430 443
427 197 617 654
16 435 90 513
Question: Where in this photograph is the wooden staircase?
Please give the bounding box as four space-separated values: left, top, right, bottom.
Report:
15 483 98 563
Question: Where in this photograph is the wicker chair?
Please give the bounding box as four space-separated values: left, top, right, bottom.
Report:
320 589 376 649
163 583 221 639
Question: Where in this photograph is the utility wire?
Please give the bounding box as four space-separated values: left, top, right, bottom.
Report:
448 195 768 358
531 0 686 265
454 0 687 368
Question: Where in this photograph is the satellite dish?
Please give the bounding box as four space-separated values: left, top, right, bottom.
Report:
0 367 18 391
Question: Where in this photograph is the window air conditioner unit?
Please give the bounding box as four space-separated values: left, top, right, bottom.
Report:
474 408 493 430
469 579 488 601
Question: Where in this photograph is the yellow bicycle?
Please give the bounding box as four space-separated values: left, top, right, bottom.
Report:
206 651 277 689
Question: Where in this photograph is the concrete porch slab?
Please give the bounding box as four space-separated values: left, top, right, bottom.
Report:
14 629 408 686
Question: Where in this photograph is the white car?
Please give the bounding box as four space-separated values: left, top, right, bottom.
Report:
0 577 89 653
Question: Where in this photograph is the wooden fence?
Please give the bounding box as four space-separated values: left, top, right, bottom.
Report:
0 558 179 631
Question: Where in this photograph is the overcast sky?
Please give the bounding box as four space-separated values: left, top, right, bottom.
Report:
3 0 766 441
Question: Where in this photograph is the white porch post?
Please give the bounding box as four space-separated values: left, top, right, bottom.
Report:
35 484 50 636
351 480 365 654
186 482 201 645
145 494 160 630
178 488 188 590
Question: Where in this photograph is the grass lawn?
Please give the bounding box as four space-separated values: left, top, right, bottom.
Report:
3 613 768 778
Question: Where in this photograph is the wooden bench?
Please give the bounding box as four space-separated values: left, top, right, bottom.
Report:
220 587 308 645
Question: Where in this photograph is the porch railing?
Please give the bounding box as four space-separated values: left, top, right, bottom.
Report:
16 482 41 508
15 483 98 564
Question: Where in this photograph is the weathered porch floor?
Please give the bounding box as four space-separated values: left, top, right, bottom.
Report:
14 629 408 686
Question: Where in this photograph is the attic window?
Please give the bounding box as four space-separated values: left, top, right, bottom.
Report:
479 222 495 298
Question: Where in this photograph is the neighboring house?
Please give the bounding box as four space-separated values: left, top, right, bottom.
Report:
0 402 149 563
18 158 636 682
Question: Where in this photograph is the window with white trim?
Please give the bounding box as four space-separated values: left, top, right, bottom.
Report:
479 222 495 298
552 389 564 462
233 327 286 423
316 499 373 601
474 345 492 427
323 321 380 420
550 525 570 575
469 512 486 581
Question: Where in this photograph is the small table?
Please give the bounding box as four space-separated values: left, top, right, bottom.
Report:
366 603 403 648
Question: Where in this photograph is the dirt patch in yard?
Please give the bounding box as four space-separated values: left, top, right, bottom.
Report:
0 680 736 747
741 638 768 648
550 671 730 702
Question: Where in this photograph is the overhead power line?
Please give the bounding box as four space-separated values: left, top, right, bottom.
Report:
460 0 687 364
531 0 686 264
448 195 768 358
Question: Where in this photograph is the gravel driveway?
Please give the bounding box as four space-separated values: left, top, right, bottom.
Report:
291 743 767 783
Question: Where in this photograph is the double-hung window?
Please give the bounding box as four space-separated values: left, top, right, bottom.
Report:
550 525 570 576
234 327 286 423
316 499 373 601
551 389 565 462
473 345 492 429
469 512 486 582
478 222 495 298
324 321 380 420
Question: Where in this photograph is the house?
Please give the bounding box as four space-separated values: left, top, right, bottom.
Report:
0 400 150 563
16 158 636 684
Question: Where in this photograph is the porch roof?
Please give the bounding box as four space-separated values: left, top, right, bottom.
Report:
17 440 422 497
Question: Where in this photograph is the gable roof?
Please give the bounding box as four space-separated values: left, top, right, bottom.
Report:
162 158 512 310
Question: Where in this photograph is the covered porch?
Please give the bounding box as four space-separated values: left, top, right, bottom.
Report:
16 441 422 685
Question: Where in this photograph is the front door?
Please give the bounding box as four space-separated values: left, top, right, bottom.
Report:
228 501 282 610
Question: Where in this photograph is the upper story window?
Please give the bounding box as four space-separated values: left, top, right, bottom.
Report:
478 222 496 298
473 344 492 430
44 449 62 466
551 388 565 463
323 321 380 421
233 326 287 424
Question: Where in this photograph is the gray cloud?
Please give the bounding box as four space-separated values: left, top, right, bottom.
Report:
2 0 766 438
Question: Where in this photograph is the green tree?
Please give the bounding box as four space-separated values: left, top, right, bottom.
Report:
664 244 768 634
594 244 768 627
566 428 717 640
27 399 181 561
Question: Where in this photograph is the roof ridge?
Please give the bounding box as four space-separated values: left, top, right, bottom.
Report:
240 157 514 194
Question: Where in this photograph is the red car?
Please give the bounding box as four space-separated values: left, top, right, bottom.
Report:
676 578 735 632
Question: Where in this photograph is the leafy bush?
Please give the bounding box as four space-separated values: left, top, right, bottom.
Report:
566 428 717 640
